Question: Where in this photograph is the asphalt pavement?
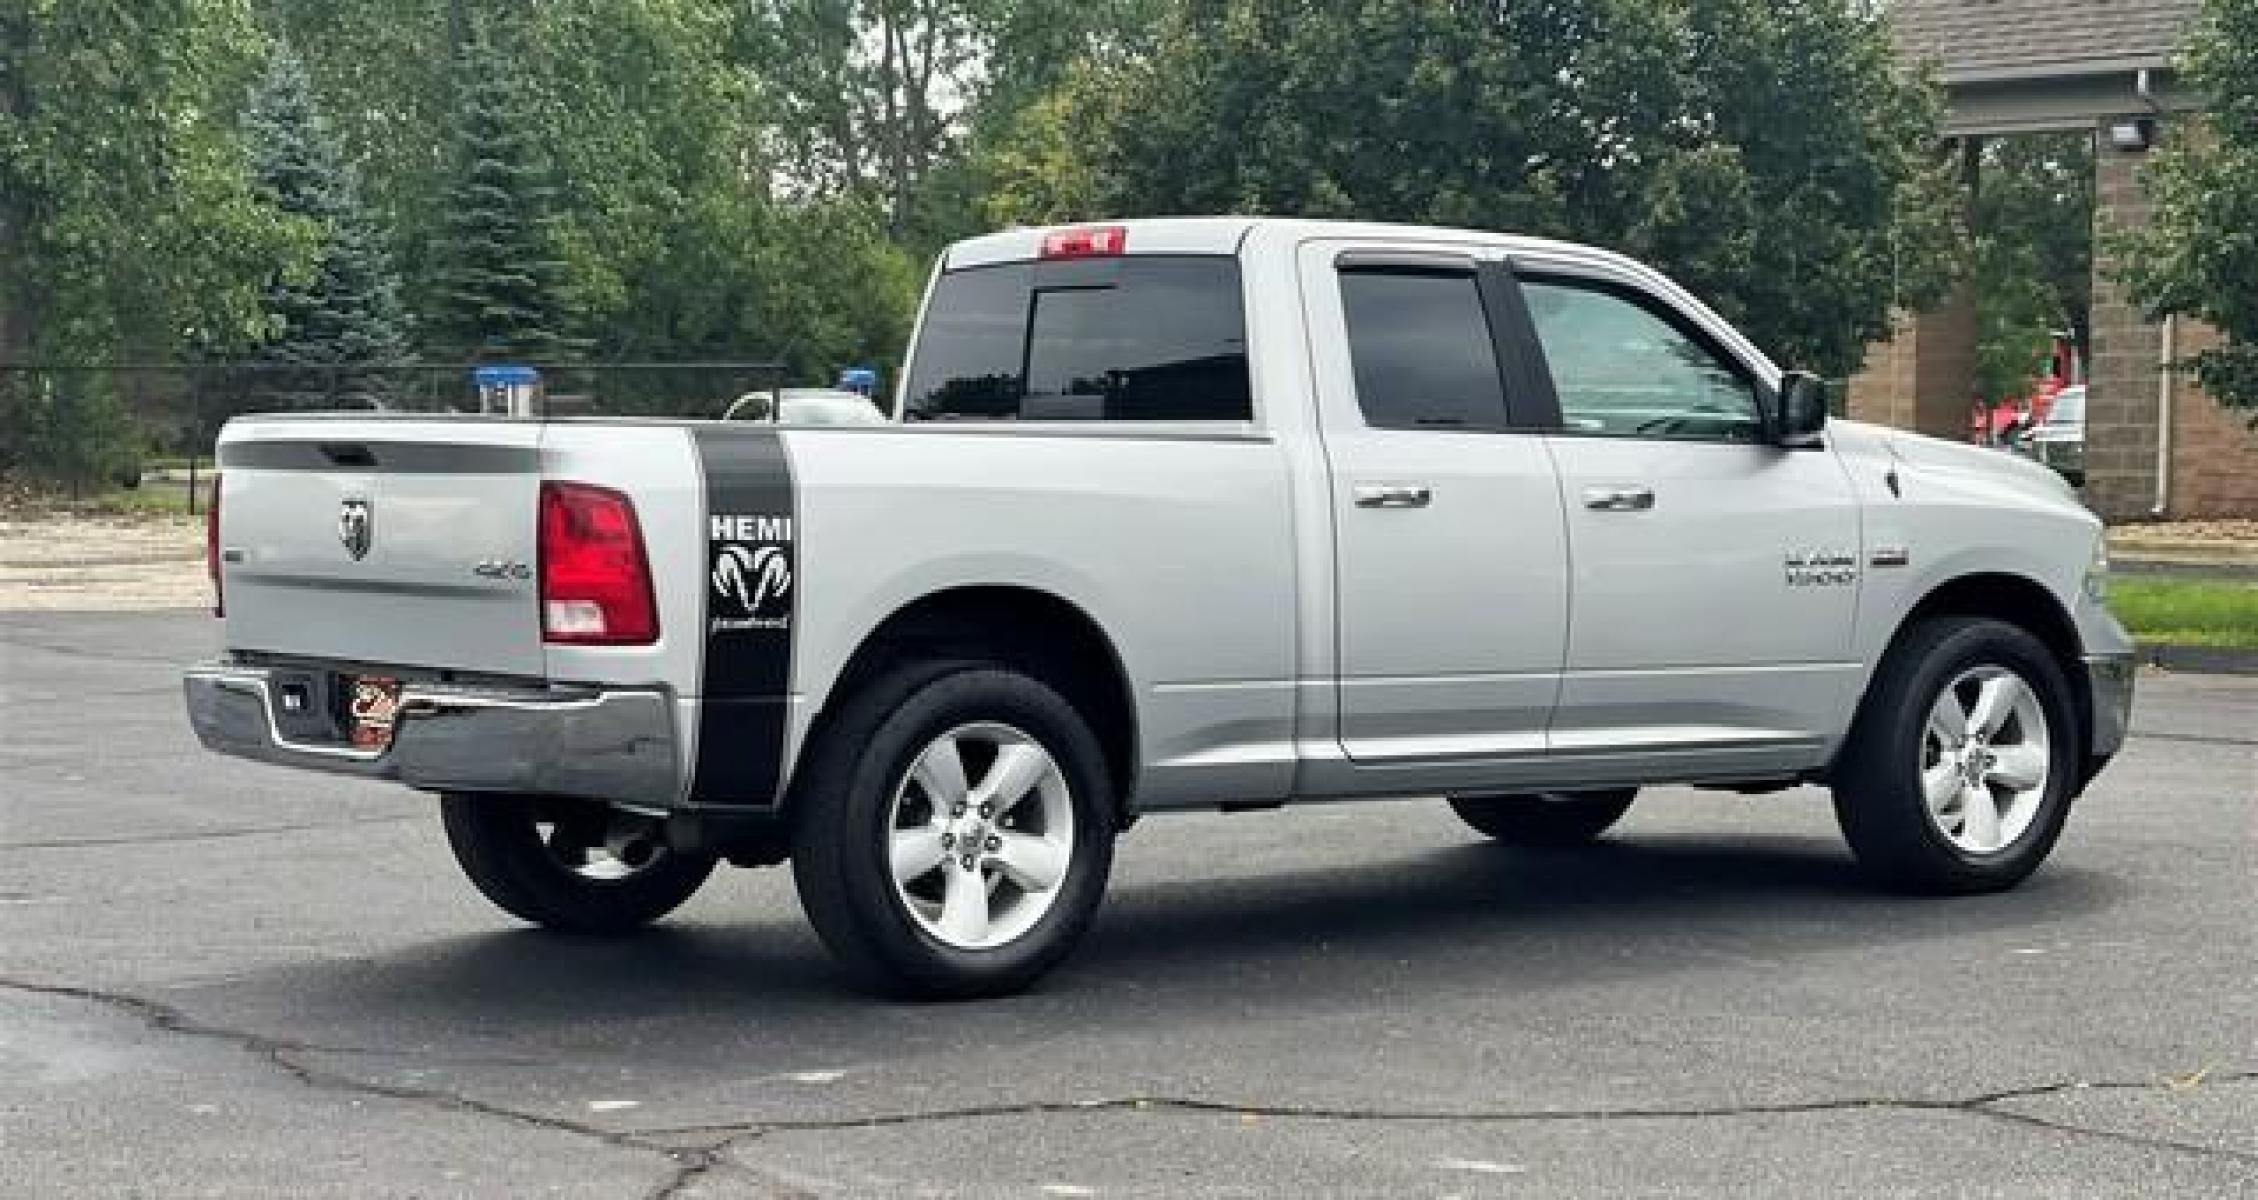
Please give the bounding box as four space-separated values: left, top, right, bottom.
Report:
3 611 2253 1197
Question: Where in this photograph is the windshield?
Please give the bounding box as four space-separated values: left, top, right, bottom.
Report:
2046 388 2085 424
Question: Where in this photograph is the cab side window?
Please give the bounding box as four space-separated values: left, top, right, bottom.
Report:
1521 279 1762 443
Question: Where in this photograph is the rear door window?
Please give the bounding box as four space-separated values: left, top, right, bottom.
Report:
1339 268 1510 430
904 257 1252 421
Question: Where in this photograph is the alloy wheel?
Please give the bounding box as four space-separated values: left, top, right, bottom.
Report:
886 722 1075 950
1918 665 2052 855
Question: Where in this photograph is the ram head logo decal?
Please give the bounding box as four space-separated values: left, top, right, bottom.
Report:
337 497 374 561
712 543 792 619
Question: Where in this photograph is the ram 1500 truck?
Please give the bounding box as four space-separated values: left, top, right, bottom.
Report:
185 218 2136 997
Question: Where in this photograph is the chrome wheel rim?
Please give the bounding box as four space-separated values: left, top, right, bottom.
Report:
1919 665 2052 855
535 805 669 882
887 722 1075 951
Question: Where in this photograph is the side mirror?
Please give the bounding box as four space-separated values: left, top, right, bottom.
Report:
1776 371 1829 448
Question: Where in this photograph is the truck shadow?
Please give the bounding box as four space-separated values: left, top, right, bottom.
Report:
1083 834 2118 988
224 832 2125 1056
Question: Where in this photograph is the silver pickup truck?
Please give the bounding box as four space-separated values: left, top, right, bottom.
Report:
186 218 2135 997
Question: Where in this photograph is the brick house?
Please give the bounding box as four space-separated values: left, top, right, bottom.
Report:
1849 0 2258 520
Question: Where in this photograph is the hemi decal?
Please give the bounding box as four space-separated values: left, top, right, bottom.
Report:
690 428 797 806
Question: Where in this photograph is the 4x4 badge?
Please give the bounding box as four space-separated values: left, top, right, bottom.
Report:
338 497 373 561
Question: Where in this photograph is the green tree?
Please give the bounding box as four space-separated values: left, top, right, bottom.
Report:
2115 0 2258 415
0 0 944 464
990 0 1960 379
507 0 921 377
748 198 923 381
256 0 455 317
924 0 1168 248
422 16 581 362
242 41 410 406
0 0 306 485
1972 134 2094 404
753 0 1162 251
265 0 925 382
755 0 1004 243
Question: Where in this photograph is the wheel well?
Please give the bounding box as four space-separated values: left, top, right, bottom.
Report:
810 586 1139 823
1885 572 2093 754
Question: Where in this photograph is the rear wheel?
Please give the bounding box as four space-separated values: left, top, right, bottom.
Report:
790 660 1116 999
1832 617 2078 893
1448 789 1638 846
440 795 715 933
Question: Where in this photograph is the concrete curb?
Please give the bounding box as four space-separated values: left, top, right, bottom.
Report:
2114 557 2258 581
2139 642 2258 676
2108 542 2258 570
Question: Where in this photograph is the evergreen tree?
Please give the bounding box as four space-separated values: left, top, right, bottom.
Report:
242 41 409 407
424 18 580 363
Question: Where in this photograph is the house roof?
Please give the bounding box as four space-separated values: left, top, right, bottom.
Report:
1893 0 2201 84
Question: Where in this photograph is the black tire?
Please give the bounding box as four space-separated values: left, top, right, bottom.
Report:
790 659 1117 1000
1832 617 2079 894
1448 789 1639 846
440 794 716 933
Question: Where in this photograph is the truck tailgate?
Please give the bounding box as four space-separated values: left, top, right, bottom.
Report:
217 418 545 677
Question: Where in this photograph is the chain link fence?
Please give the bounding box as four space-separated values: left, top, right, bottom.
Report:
0 361 790 508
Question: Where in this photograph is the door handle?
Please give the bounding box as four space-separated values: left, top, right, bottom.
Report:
1582 485 1656 512
1354 484 1433 509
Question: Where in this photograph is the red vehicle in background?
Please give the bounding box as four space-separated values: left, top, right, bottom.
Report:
1972 333 2083 448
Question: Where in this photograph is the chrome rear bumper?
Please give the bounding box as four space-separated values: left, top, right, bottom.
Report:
183 663 681 808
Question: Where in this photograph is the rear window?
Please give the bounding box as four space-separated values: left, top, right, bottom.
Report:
904 256 1252 422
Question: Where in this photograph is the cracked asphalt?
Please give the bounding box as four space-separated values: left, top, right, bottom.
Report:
3 610 2254 1197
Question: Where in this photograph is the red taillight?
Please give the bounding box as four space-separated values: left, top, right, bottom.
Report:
205 473 224 618
539 481 658 645
1039 225 1127 260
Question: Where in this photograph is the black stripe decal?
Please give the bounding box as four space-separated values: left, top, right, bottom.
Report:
689 428 797 806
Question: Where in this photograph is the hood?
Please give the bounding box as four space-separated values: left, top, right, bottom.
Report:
1832 420 2081 505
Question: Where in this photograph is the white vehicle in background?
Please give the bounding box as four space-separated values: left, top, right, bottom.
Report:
722 386 891 425
186 218 2135 998
2027 384 2087 487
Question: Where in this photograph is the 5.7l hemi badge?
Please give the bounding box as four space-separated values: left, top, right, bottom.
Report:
709 513 794 633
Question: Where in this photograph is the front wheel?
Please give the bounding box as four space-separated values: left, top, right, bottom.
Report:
440 795 716 933
1832 617 2079 893
1448 789 1638 846
790 660 1117 999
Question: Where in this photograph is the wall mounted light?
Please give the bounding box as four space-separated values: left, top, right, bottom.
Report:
2108 118 2157 152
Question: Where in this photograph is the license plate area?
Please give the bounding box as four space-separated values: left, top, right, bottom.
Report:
346 675 403 750
264 669 401 751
